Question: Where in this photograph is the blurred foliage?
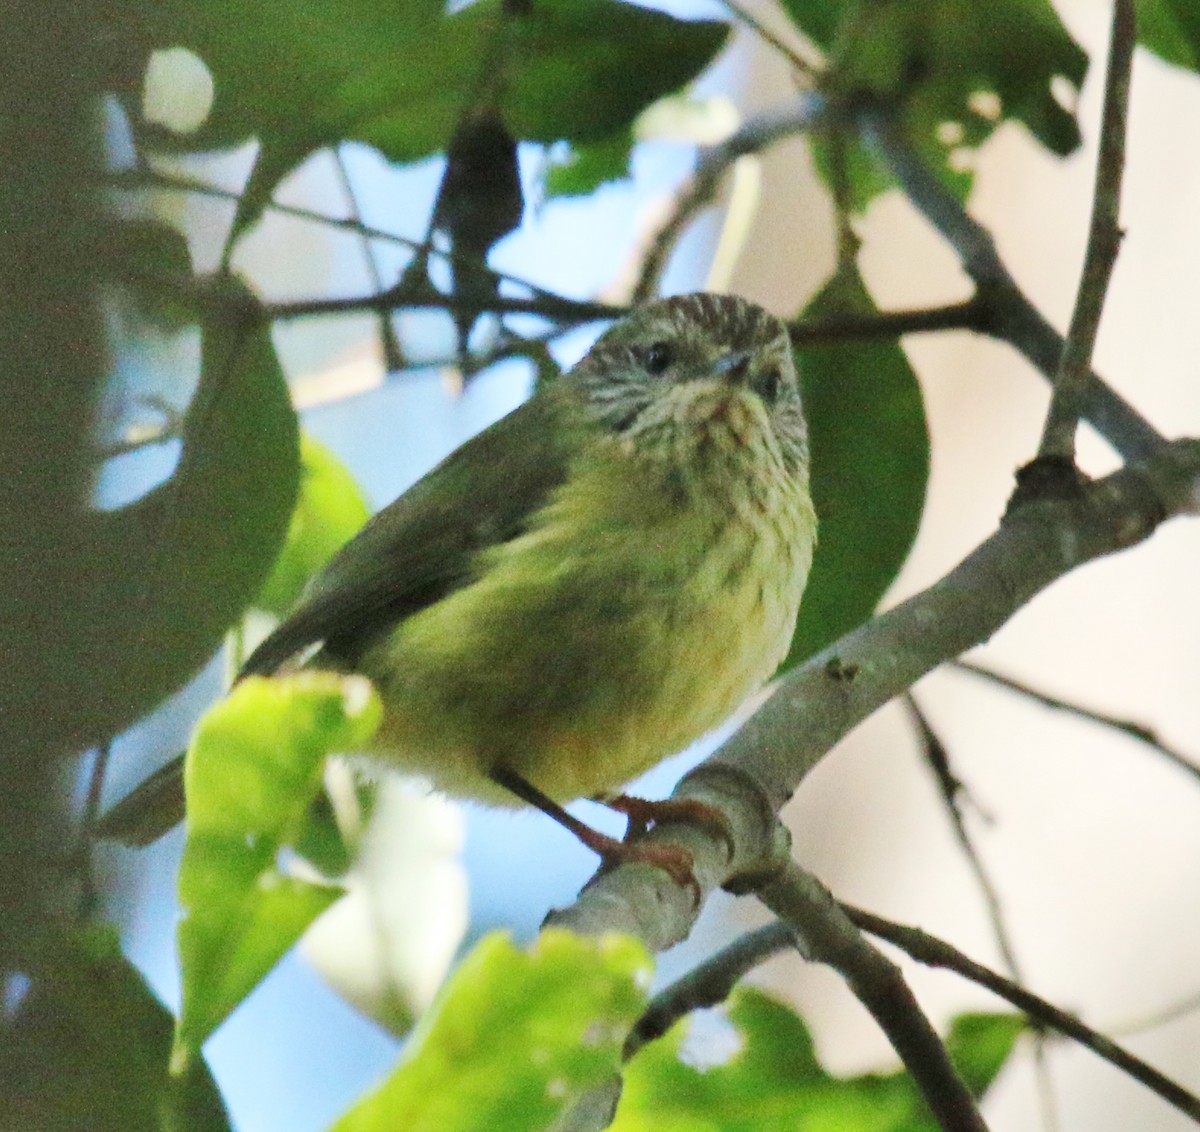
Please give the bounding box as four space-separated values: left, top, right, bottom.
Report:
0 926 230 1132
116 0 727 234
174 674 380 1063
783 0 1088 209
615 990 1023 1130
330 930 650 1132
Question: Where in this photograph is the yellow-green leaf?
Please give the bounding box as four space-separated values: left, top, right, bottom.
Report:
174 673 381 1065
331 930 651 1132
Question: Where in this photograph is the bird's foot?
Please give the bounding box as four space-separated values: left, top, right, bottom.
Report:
571 822 701 904
600 793 735 860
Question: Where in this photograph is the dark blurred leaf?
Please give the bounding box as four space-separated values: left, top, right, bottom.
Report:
64 289 300 747
1137 0 1200 71
784 264 929 667
0 925 230 1132
614 989 1022 1130
330 930 649 1132
432 105 524 354
109 217 195 328
174 673 380 1062
255 434 371 618
782 0 1087 208
545 130 633 198
118 0 726 236
432 106 523 258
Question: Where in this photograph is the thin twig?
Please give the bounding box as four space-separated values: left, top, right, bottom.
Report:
859 106 1164 464
759 862 989 1132
633 94 826 303
332 146 406 371
717 0 821 80
1113 987 1200 1038
949 659 1200 788
624 922 796 1060
842 903 1200 1123
800 299 987 343
903 696 1062 1132
76 743 111 920
789 300 987 346
264 284 620 325
108 166 564 305
903 697 1022 979
1038 0 1135 462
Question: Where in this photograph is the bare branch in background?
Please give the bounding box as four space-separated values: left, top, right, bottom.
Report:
843 904 1200 1123
632 94 826 303
759 862 989 1132
624 922 796 1060
859 106 1164 464
948 659 1200 788
1037 0 1135 465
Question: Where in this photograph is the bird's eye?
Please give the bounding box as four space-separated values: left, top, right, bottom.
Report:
641 342 673 375
757 365 783 402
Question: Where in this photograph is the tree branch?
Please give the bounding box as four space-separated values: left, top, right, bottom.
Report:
1038 0 1135 463
624 921 796 1060
902 696 1023 981
549 440 1200 1131
948 659 1200 788
788 300 986 346
759 862 989 1132
859 107 1164 464
632 94 826 303
843 904 1200 1123
549 438 1200 942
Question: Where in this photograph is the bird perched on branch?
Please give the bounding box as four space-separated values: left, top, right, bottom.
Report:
103 293 817 878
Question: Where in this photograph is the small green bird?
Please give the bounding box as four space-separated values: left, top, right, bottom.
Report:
104 293 817 866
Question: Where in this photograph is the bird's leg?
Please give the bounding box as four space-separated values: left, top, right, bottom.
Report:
598 794 735 860
488 766 701 899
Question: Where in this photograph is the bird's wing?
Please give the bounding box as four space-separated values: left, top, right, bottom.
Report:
241 390 575 676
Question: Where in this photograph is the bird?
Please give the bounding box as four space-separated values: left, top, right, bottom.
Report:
102 292 817 878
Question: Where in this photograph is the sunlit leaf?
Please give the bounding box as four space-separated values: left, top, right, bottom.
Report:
330 930 651 1132
255 434 371 618
174 673 381 1066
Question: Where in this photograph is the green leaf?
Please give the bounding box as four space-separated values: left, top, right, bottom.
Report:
330 930 651 1132
785 264 930 666
783 0 1088 208
1137 0 1200 71
614 989 1022 1130
942 1013 1027 1098
544 130 634 199
174 672 381 1065
121 0 727 235
62 287 300 749
109 216 196 328
254 433 371 618
0 925 230 1132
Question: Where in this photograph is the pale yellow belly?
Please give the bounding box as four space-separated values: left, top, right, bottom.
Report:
359 474 815 806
